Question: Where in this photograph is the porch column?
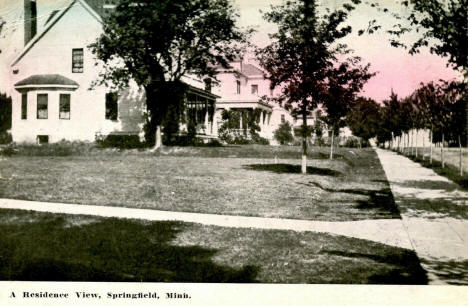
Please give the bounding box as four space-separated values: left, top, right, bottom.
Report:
260 111 264 129
204 100 209 134
239 111 243 130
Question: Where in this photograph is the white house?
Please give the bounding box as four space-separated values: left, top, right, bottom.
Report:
213 58 294 141
9 0 217 144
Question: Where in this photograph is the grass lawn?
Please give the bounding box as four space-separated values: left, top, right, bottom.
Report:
399 151 468 191
0 146 398 221
0 209 427 284
408 146 468 175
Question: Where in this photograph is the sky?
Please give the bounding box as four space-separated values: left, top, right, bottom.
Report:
0 0 462 102
233 0 461 102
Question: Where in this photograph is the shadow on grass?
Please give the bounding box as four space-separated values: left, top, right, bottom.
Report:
397 197 468 219
320 249 428 284
421 258 468 285
397 179 459 191
403 153 468 191
0 213 258 282
299 181 401 218
243 164 341 176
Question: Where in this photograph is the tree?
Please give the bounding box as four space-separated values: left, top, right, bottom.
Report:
320 57 374 158
412 82 443 161
274 121 294 145
256 0 362 173
346 97 380 144
90 0 248 149
364 0 468 145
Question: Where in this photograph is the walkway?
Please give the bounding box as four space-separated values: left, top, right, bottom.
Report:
375 148 468 285
0 198 411 249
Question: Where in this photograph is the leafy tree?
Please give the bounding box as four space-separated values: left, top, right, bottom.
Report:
274 121 294 145
90 0 248 149
256 0 362 172
320 57 374 158
346 97 380 143
364 0 468 145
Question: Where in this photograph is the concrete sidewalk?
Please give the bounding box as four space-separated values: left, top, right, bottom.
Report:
0 198 412 250
375 148 468 285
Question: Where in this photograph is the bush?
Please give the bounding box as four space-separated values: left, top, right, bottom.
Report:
195 139 223 147
96 134 146 149
343 137 370 148
251 135 270 145
273 122 294 145
0 132 12 145
0 144 17 156
3 141 97 156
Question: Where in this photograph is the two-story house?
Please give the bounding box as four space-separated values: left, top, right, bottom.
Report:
9 0 217 144
212 58 295 141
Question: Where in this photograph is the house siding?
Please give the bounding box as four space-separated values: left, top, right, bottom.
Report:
10 0 146 143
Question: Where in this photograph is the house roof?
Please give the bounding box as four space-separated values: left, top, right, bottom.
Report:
14 74 80 89
241 64 265 77
11 0 102 67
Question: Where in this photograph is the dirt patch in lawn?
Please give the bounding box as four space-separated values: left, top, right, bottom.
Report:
0 209 426 284
0 147 398 221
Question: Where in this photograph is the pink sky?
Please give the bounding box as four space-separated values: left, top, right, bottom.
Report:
234 0 462 102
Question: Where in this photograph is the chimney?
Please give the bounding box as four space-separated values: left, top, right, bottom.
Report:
24 0 37 46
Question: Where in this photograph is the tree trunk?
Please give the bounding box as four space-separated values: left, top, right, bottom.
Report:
330 128 334 160
441 132 445 168
391 132 395 151
415 129 418 158
459 134 463 176
152 125 162 150
301 110 307 174
406 133 409 155
411 130 414 156
145 80 167 152
397 136 401 153
430 128 433 164
422 130 425 161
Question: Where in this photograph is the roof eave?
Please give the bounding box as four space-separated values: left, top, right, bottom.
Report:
11 0 103 67
14 84 79 89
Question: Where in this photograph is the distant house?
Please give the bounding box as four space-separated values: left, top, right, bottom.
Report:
213 58 294 141
9 0 217 144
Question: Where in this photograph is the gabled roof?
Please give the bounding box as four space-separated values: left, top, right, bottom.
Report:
11 0 102 67
241 63 265 77
15 74 79 89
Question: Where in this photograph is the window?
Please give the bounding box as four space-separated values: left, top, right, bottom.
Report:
21 93 27 119
37 94 48 119
72 48 84 73
236 80 241 94
105 92 118 120
59 94 70 119
281 114 285 123
251 84 258 94
37 135 49 144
